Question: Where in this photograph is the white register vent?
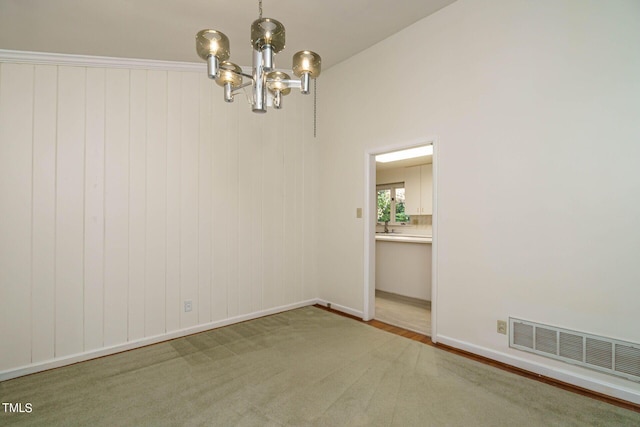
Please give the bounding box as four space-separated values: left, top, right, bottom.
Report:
509 318 640 382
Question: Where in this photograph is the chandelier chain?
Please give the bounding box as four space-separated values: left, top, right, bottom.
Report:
259 0 263 19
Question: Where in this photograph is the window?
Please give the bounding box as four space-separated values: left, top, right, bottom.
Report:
377 183 410 224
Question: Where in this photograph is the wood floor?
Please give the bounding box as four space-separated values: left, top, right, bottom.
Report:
374 290 431 335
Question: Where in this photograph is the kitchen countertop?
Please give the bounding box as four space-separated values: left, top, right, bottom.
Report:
375 234 432 244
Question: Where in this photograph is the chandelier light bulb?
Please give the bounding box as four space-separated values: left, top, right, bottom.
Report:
195 30 230 61
266 71 291 93
251 18 285 53
292 50 321 77
196 29 231 79
292 50 321 94
267 71 291 109
216 62 243 88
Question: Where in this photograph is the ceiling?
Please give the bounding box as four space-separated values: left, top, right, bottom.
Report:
376 155 432 171
0 0 456 70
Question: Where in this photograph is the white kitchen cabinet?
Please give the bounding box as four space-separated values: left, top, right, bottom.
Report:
375 240 431 301
404 164 432 215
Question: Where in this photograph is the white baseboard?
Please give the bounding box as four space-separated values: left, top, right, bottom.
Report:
436 334 640 405
315 299 364 319
0 299 317 382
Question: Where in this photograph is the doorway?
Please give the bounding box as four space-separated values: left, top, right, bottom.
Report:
363 138 438 340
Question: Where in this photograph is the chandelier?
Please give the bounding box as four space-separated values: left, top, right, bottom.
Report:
195 0 321 114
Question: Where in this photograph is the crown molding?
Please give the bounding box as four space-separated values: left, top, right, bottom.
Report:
0 49 205 72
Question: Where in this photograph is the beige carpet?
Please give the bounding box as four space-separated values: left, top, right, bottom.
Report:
375 290 431 335
1 306 639 426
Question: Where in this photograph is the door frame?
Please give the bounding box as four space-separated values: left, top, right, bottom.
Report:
363 136 439 342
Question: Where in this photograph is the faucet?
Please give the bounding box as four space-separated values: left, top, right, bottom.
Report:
384 221 389 233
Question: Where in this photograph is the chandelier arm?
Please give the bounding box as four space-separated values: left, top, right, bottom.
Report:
266 78 302 89
235 71 254 79
231 81 253 93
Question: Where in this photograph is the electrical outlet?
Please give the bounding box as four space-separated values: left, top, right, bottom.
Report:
184 300 193 313
497 320 507 335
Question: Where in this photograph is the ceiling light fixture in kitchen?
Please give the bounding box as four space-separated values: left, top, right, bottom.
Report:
375 145 434 163
195 0 321 114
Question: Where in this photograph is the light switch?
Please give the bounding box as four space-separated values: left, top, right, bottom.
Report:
356 208 362 218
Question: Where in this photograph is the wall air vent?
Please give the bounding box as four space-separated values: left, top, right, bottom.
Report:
509 318 640 383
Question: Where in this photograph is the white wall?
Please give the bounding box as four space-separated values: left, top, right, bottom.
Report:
318 0 640 401
0 54 318 376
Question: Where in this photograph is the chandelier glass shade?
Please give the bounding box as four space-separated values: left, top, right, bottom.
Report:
196 2 321 113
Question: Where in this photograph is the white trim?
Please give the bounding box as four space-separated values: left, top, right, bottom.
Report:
0 49 205 72
363 152 376 321
364 137 438 327
316 299 364 319
436 334 640 405
0 299 318 381
430 138 439 342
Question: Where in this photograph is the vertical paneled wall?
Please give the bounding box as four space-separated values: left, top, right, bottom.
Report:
0 59 317 373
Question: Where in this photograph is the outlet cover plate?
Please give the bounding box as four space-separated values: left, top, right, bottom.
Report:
497 320 507 334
